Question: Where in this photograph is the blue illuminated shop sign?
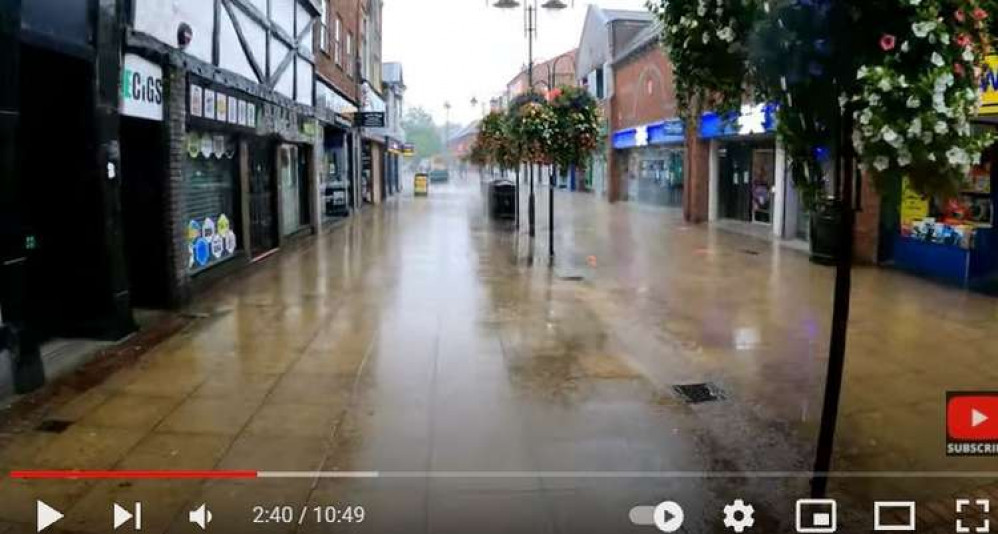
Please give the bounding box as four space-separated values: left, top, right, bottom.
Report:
699 103 778 139
612 118 684 149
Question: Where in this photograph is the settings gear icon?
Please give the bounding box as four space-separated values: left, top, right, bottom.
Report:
722 499 756 533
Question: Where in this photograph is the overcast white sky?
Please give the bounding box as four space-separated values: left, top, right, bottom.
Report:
383 0 650 126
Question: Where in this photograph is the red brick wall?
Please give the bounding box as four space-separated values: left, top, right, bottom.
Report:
315 0 360 103
853 171 881 264
610 45 676 131
608 43 678 202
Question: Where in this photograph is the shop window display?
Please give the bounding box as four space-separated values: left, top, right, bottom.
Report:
900 155 993 250
184 131 241 272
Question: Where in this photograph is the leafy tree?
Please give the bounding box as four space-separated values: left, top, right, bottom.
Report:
402 107 443 158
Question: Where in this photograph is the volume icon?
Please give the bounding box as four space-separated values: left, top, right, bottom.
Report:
189 504 212 530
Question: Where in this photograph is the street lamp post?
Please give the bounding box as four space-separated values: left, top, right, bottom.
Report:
492 0 569 240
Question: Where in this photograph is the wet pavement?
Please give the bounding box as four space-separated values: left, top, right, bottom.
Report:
0 176 996 534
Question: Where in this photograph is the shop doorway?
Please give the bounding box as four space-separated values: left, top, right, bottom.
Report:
18 44 103 338
720 144 752 221
120 117 170 307
720 141 775 224
248 139 278 257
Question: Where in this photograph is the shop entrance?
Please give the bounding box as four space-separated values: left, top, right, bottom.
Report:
19 44 104 338
719 141 775 224
120 117 170 307
248 139 278 257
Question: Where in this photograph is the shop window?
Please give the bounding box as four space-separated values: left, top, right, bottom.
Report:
901 155 993 249
184 131 241 273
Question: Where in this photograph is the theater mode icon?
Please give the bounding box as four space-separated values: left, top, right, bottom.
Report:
947 392 998 456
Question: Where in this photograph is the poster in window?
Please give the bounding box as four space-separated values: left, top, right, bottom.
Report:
200 133 213 158
186 132 201 158
228 98 239 124
900 177 930 228
190 85 203 117
247 103 256 128
238 100 247 126
216 94 228 124
204 90 216 120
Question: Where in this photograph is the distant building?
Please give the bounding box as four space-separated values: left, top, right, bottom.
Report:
505 49 578 101
575 6 654 197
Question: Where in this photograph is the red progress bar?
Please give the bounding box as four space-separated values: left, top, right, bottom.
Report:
10 470 258 480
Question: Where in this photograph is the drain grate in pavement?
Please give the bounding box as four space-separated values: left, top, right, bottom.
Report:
36 419 73 433
672 383 726 404
559 275 586 282
740 249 761 256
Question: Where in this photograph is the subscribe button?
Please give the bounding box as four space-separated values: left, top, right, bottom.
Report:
947 392 998 456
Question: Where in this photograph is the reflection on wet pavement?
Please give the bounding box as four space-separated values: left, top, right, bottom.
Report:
0 179 996 533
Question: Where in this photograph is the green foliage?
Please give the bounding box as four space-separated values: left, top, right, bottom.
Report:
646 0 763 119
402 106 443 158
547 86 602 171
650 0 998 205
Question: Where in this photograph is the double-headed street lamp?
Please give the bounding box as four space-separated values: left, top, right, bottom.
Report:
490 0 570 239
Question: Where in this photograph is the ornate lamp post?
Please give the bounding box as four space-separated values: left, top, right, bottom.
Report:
443 101 451 174
491 0 570 238
544 52 575 259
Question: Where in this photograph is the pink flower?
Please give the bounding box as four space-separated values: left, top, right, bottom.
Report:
955 8 966 22
880 34 897 51
956 33 972 47
973 7 988 20
549 88 563 101
954 62 966 77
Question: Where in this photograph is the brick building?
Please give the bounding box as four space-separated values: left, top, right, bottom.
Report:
607 24 685 207
575 6 653 195
505 49 578 100
315 0 363 218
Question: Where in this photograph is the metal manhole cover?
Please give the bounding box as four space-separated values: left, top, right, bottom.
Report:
672 383 726 404
36 419 73 433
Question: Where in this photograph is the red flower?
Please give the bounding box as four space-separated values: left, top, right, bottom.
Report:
973 7 988 20
548 88 563 101
956 33 972 47
880 34 896 51
954 62 966 77
955 8 966 22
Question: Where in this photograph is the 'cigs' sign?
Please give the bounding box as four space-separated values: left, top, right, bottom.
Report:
121 53 163 121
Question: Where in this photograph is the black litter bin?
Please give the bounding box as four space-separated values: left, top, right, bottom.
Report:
489 180 516 220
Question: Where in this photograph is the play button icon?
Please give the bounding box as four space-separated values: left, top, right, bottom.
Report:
36 500 63 532
972 408 989 428
653 501 685 532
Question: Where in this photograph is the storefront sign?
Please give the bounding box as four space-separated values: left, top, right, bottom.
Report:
121 54 163 121
613 119 685 149
356 112 386 128
403 144 415 156
699 103 777 139
980 55 998 115
316 80 359 116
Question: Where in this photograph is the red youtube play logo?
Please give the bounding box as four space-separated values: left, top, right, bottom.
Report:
947 393 998 456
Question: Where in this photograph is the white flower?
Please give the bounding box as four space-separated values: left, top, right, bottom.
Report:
901 41 911 53
878 78 892 92
702 31 710 44
898 75 909 88
697 5 707 16
928 152 937 162
869 93 881 106
963 48 975 62
857 66 870 79
907 118 922 138
859 109 873 125
907 96 921 108
931 52 945 66
947 147 970 166
717 27 735 42
912 21 936 38
934 121 948 134
873 156 891 171
922 131 934 144
898 149 912 167
908 0 921 5
881 126 902 148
